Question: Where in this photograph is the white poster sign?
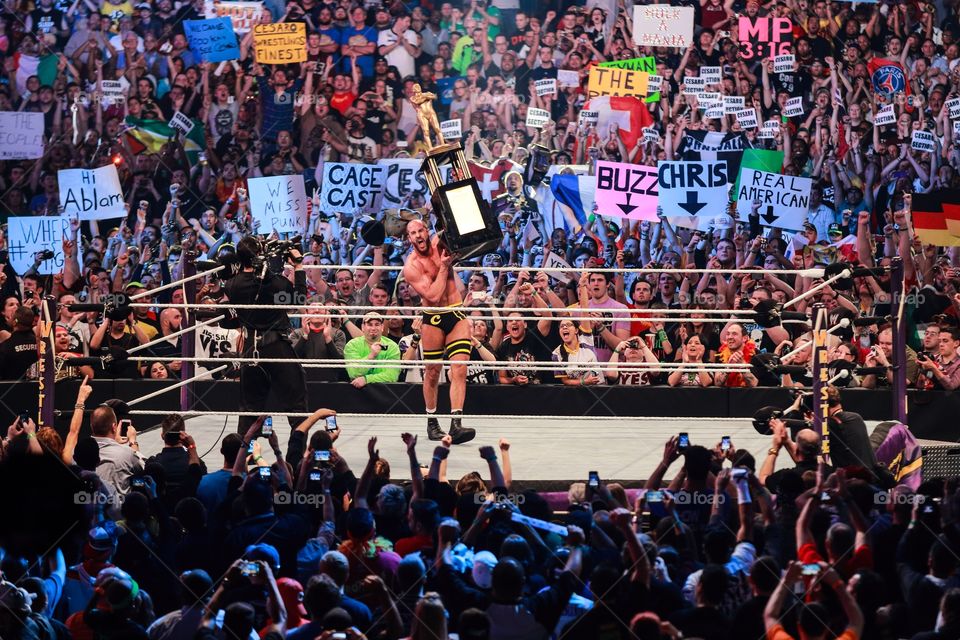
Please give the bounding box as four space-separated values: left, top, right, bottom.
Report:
773 54 795 73
535 78 558 97
723 95 745 114
874 105 896 126
0 112 44 159
912 130 936 152
526 108 551 128
700 66 721 84
5 216 72 275
735 168 812 230
784 96 804 117
169 111 195 135
557 69 580 88
579 110 599 126
376 158 431 209
735 108 758 129
318 162 384 213
59 165 125 220
440 119 462 140
248 174 307 233
633 5 694 48
657 161 730 220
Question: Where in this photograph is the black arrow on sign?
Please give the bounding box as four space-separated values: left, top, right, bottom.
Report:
618 193 638 216
761 205 779 225
677 191 706 215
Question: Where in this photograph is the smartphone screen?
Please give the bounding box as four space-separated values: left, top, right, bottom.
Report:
247 441 255 454
309 471 322 482
258 467 271 479
262 416 273 436
588 471 600 488
802 563 821 576
721 436 731 452
645 490 664 503
314 450 330 462
678 433 690 450
325 416 337 432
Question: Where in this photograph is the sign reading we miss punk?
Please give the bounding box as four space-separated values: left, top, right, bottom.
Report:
254 22 306 64
738 16 793 60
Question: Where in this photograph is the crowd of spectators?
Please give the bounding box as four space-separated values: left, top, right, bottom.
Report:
0 379 955 640
4 0 960 636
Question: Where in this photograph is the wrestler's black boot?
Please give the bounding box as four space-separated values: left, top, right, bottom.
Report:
448 411 476 445
427 416 447 441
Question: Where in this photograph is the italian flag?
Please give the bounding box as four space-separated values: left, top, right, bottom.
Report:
124 116 206 166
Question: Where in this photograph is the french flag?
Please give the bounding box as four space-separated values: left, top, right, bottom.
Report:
550 173 598 233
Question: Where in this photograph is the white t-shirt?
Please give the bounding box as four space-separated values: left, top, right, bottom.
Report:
551 340 604 383
378 28 418 79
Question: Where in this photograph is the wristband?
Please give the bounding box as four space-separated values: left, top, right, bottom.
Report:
767 447 779 456
432 456 443 462
75 403 86 409
27 433 36 439
254 455 263 463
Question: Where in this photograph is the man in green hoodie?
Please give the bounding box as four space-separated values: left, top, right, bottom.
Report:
344 312 401 387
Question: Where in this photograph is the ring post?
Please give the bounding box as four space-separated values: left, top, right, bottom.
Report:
810 303 829 457
889 257 908 424
180 253 198 413
40 296 57 427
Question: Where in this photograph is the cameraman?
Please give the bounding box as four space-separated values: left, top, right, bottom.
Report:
225 236 308 436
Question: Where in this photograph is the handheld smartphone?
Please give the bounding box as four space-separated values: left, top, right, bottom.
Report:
588 471 600 488
309 471 322 482
645 490 664 503
678 433 690 450
325 416 337 432
247 441 255 454
240 561 259 577
130 477 146 488
118 419 131 438
314 450 331 462
262 416 273 436
18 411 30 425
801 563 821 576
472 291 485 300
820 491 831 502
258 467 272 479
721 436 732 452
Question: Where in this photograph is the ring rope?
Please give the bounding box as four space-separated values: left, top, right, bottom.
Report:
126 410 747 421
130 356 754 370
302 265 825 277
126 302 761 315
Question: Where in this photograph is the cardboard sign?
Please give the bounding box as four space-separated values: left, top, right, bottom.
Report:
738 16 793 59
542 250 576 283
578 110 599 126
376 158 430 209
587 66 648 99
100 80 124 105
5 216 72 275
600 56 660 102
912 130 936 152
59 165 125 221
735 108 758 129
595 161 659 222
248 174 307 233
947 98 960 120
874 104 896 126
184 17 239 63
633 5 694 48
704 106 725 119
773 54 795 73
0 112 43 159
784 97 804 117
535 78 558 97
169 111 195 135
699 92 722 109
700 66 721 85
440 119 462 140
735 168 812 230
723 96 745 114
643 127 661 144
318 162 384 213
759 120 779 139
557 69 580 88
657 161 730 220
682 77 706 96
525 108 551 128
204 0 263 33
253 22 306 64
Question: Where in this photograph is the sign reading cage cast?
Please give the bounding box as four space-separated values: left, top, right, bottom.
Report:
318 163 384 213
632 5 694 48
253 22 306 64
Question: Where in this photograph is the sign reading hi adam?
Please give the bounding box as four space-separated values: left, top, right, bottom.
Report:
632 5 693 48
59 165 125 220
254 22 306 63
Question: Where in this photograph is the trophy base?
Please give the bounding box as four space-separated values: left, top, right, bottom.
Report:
426 142 462 156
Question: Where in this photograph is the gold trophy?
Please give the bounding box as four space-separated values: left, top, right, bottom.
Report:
414 85 501 262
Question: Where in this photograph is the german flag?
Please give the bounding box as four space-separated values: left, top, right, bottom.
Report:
911 190 960 246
